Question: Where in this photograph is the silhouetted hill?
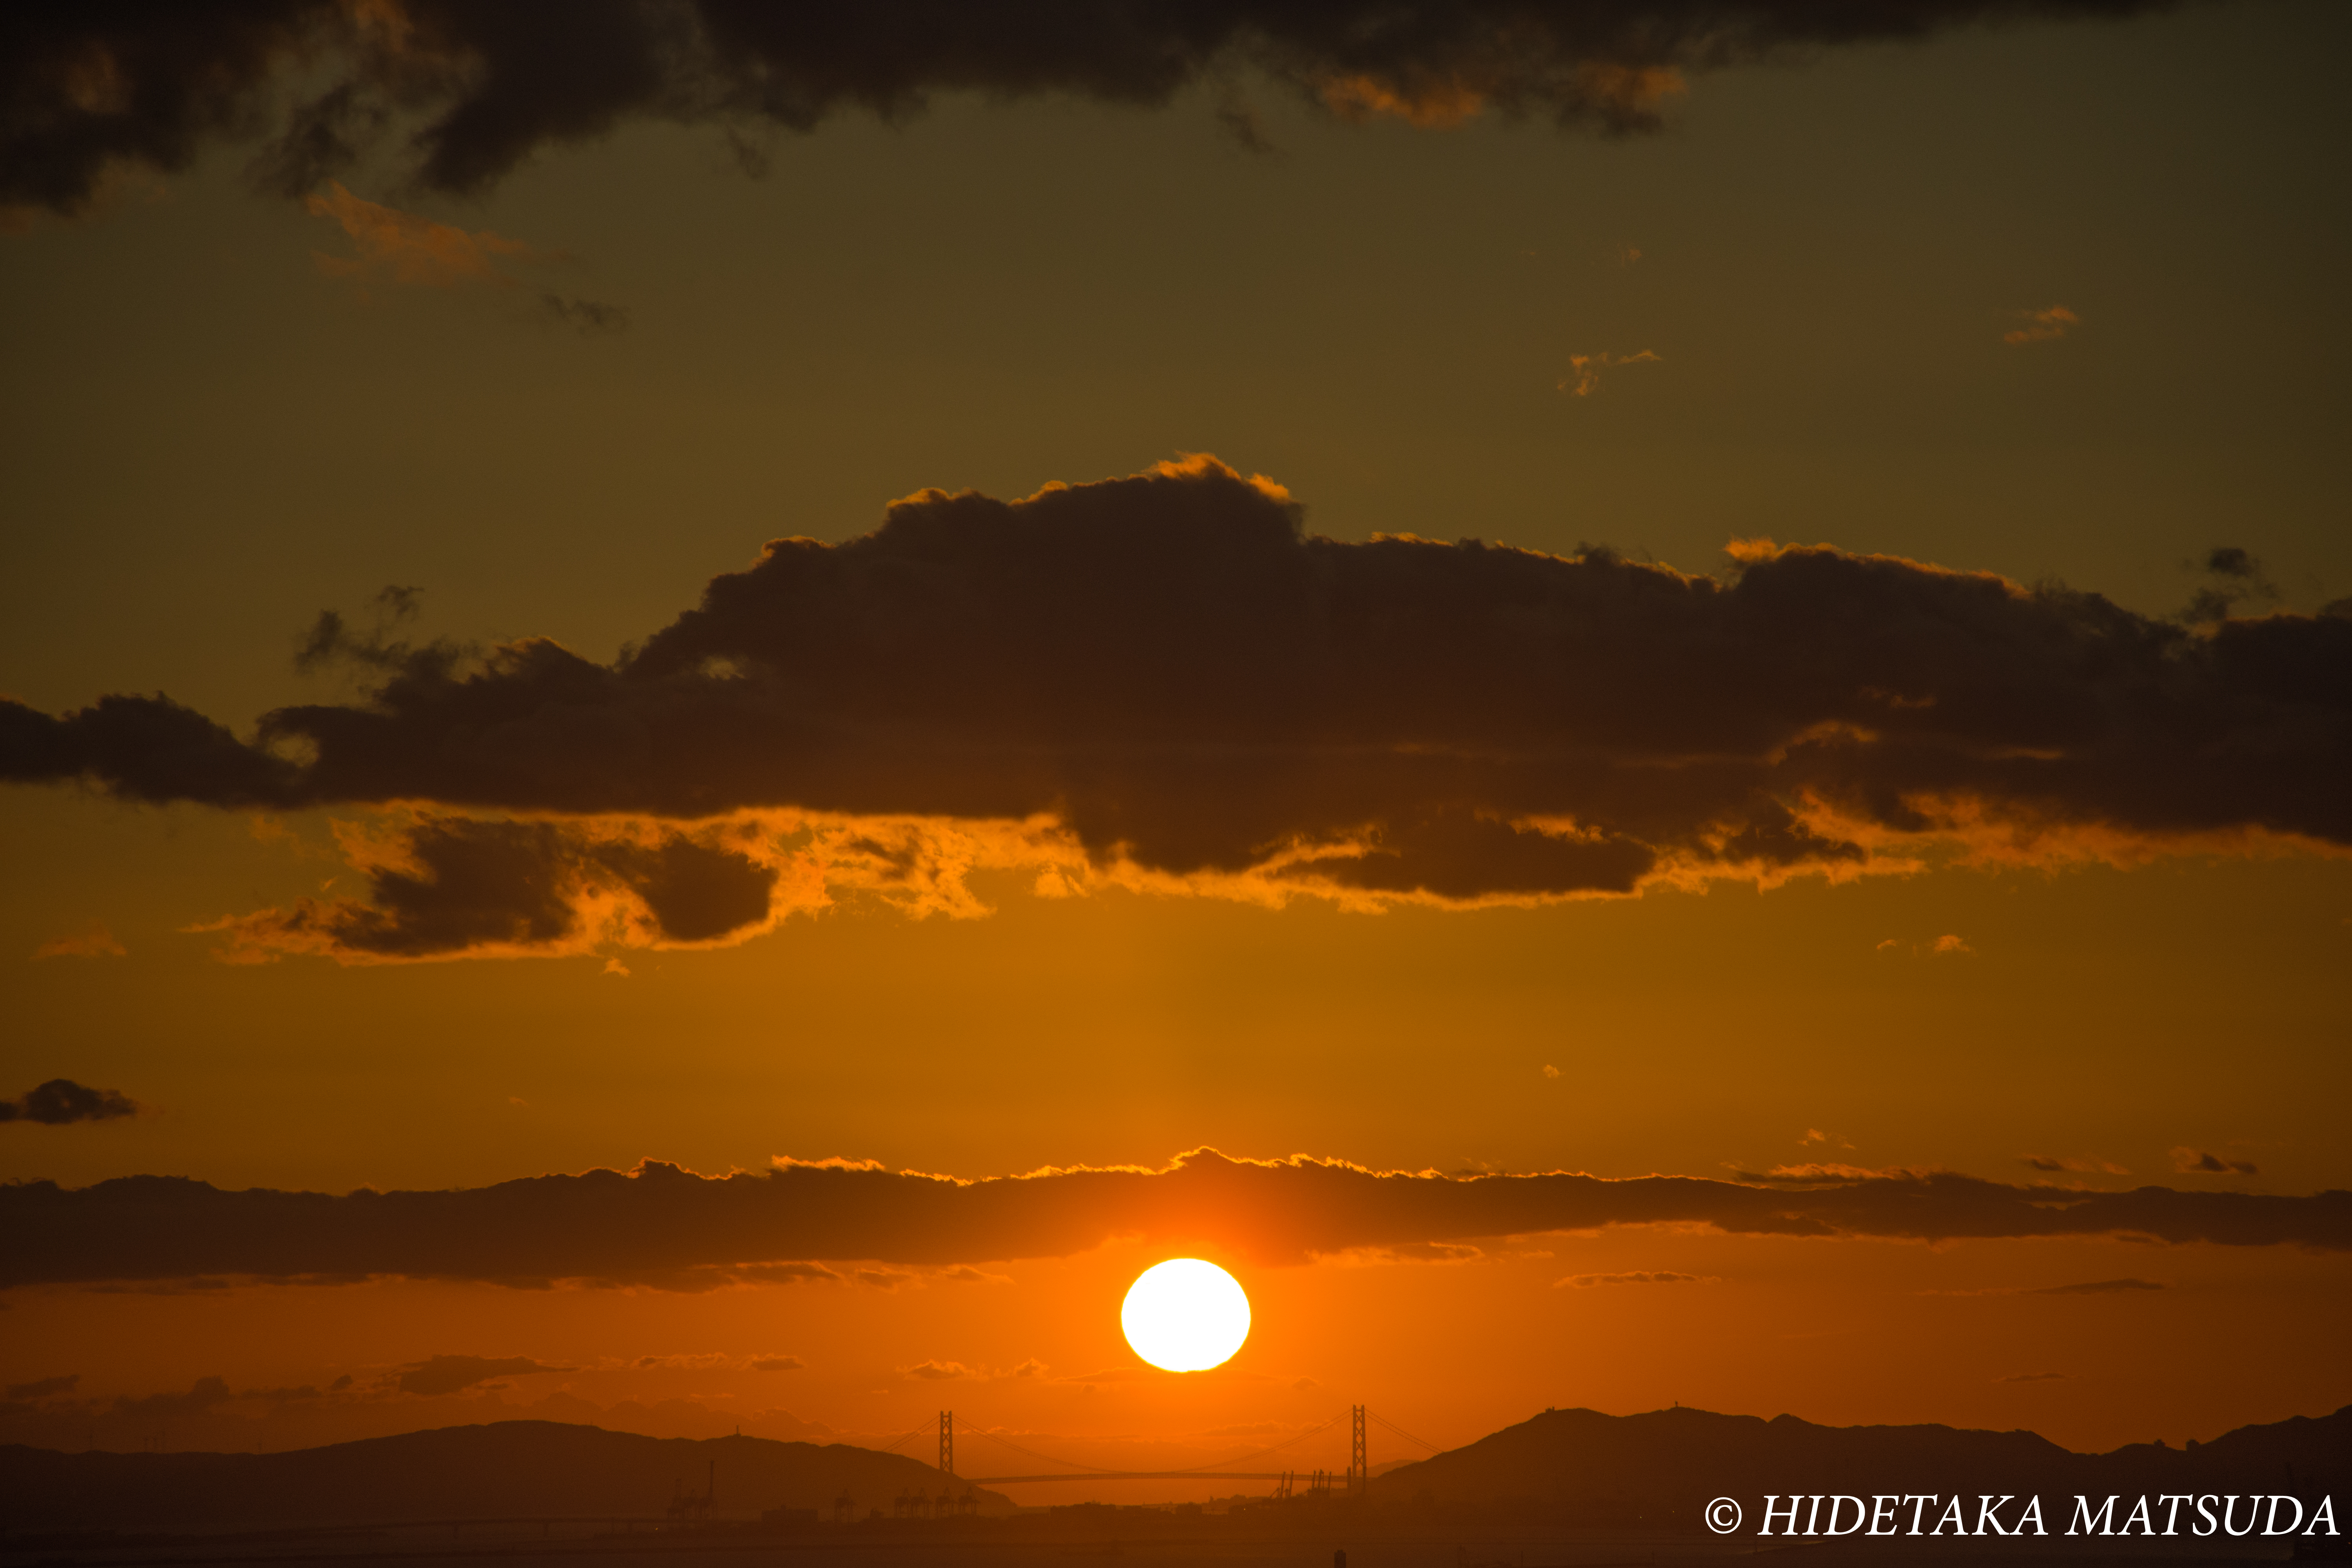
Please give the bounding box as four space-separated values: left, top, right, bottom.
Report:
0 1421 1013 1532
7 1407 2345 1539
1369 1404 2352 1528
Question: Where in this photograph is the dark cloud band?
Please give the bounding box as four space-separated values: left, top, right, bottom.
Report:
5 458 2347 939
6 0 2174 215
3 1149 2344 1291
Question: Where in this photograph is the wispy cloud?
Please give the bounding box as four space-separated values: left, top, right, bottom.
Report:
2004 305 2078 345
2030 1278 2165 1296
1875 934 1975 957
1556 1270 1713 1288
1559 349 1661 397
2172 1147 2259 1176
1922 1277 2164 1298
2020 1154 2131 1176
31 922 125 960
1216 100 1279 156
396 1355 573 1397
6 1374 79 1400
303 182 627 334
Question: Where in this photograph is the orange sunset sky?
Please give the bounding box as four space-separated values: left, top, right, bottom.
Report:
2 0 2348 1504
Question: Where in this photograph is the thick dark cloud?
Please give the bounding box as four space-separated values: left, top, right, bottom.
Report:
2 1149 2344 1292
5 458 2347 923
5 0 2174 216
0 1078 140 1125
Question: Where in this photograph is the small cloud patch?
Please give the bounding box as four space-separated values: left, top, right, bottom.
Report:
2172 1148 2258 1176
1559 349 1661 397
939 1265 1012 1284
1557 1270 1712 1288
302 182 626 335
32 922 125 959
1216 101 1278 156
2004 306 2078 345
2030 1278 2165 1296
396 1354 573 1397
1 1079 140 1125
903 1360 973 1381
2021 1154 2130 1175
1876 935 1973 956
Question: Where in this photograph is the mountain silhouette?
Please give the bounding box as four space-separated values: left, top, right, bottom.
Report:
1370 1403 2352 1528
0 1420 1011 1532
3 1407 2344 1537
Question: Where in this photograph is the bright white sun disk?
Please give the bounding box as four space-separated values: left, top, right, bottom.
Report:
1122 1258 1251 1372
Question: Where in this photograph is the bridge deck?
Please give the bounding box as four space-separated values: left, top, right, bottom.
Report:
969 1472 1342 1484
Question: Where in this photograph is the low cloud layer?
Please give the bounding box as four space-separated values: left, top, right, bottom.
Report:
2029 1277 2164 1294
4 457 2347 960
3 1149 2344 1292
2174 1148 2260 1176
4 0 2175 217
1 1079 140 1125
396 1354 572 1397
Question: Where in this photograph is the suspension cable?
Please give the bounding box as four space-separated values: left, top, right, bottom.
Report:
1163 1414 1345 1473
1366 1410 1445 1454
947 1421 1127 1475
949 1411 1345 1476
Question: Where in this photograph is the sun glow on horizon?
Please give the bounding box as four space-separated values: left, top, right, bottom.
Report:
1121 1258 1251 1372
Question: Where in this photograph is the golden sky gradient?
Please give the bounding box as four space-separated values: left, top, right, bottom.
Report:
2 0 2347 1498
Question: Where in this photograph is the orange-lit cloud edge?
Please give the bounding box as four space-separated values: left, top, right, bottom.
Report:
190 795 2344 968
11 456 2348 965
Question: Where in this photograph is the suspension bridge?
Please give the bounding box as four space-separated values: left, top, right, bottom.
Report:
869 1406 1444 1494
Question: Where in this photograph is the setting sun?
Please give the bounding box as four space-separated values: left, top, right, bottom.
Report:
1121 1259 1251 1373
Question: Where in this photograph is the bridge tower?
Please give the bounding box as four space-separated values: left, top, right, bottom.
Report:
1350 1405 1367 1498
939 1410 954 1477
